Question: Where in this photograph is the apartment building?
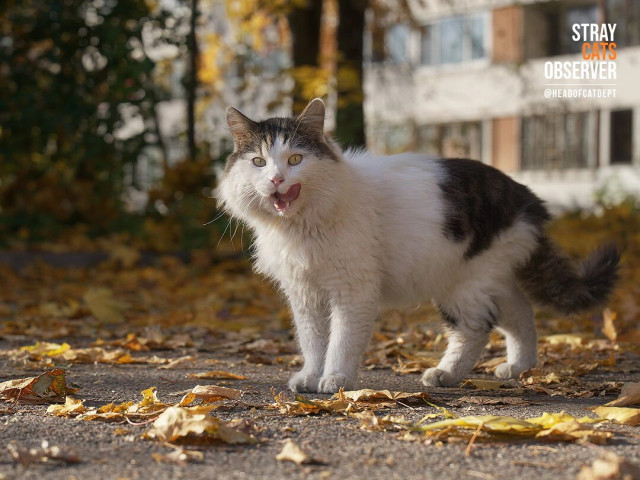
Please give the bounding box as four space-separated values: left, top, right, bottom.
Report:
364 0 640 207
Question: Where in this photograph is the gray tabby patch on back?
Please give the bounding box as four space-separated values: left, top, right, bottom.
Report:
224 110 339 174
437 158 550 259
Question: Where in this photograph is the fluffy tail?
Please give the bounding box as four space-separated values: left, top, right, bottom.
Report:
516 237 620 314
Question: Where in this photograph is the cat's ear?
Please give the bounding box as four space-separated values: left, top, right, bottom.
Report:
226 107 257 149
296 98 325 138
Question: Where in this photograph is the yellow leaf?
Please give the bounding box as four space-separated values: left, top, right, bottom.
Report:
601 308 618 342
187 371 247 380
20 342 71 357
591 406 640 426
461 379 511 390
415 415 541 436
83 287 129 323
275 440 311 465
47 397 88 417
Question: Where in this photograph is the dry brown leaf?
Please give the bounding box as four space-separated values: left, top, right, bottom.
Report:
187 371 247 380
83 287 129 323
0 369 73 404
271 390 351 416
601 308 618 343
591 406 640 426
78 387 171 422
146 406 256 444
605 382 640 407
7 441 81 466
455 396 530 406
339 389 433 407
47 397 88 417
578 451 640 480
179 385 243 406
158 356 196 370
275 440 312 465
461 379 512 390
351 410 410 432
152 447 204 464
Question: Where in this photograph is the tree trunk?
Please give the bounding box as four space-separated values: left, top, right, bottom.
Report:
287 1 323 114
186 0 198 161
335 0 366 148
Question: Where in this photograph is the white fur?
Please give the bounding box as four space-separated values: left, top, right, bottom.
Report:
218 143 540 393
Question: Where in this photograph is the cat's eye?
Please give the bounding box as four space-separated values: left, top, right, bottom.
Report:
252 157 266 167
288 154 302 166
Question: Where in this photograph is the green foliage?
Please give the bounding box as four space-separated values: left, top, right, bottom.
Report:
0 0 165 238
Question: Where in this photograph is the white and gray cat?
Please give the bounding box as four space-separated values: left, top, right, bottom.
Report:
217 98 619 394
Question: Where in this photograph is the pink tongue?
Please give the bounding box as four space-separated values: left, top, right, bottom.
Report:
278 183 301 202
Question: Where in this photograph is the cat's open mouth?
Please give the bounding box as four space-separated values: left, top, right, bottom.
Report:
272 183 301 213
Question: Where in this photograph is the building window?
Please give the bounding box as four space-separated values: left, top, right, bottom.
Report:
606 0 640 48
420 14 486 66
565 5 598 54
387 24 410 64
521 112 591 170
417 122 482 159
610 110 633 164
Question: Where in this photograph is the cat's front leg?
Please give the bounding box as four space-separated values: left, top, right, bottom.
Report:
318 297 378 393
287 292 329 393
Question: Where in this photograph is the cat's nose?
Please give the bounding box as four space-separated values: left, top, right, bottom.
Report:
270 175 284 186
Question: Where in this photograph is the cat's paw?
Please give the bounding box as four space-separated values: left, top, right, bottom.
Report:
288 370 321 393
495 362 530 380
421 368 461 387
317 373 353 393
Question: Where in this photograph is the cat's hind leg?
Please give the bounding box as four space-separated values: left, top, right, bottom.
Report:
421 302 495 387
494 285 537 379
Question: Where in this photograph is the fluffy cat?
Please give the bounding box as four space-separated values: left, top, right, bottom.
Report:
217 98 620 394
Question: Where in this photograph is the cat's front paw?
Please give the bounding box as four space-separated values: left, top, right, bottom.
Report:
495 362 532 380
421 368 461 387
288 370 321 393
317 373 354 393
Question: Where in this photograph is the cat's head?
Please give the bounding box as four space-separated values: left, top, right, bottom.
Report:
218 98 343 223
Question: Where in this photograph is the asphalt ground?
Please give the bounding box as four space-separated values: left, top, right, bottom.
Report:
0 340 638 480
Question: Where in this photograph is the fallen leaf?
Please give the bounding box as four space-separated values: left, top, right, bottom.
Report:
605 382 640 407
187 371 247 380
78 387 171 422
158 356 196 370
83 287 129 323
351 410 410 432
601 308 618 343
455 396 530 406
7 440 81 466
275 440 312 465
152 447 204 464
0 369 73 404
339 389 433 407
578 451 640 480
47 397 88 417
179 385 243 406
461 379 511 390
591 406 640 426
145 406 256 444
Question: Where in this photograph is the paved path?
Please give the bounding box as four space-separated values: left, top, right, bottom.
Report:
0 342 638 480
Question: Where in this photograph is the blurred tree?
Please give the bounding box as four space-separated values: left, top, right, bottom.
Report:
335 0 366 147
0 0 173 238
186 0 199 161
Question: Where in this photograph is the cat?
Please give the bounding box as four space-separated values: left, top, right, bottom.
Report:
217 98 620 394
